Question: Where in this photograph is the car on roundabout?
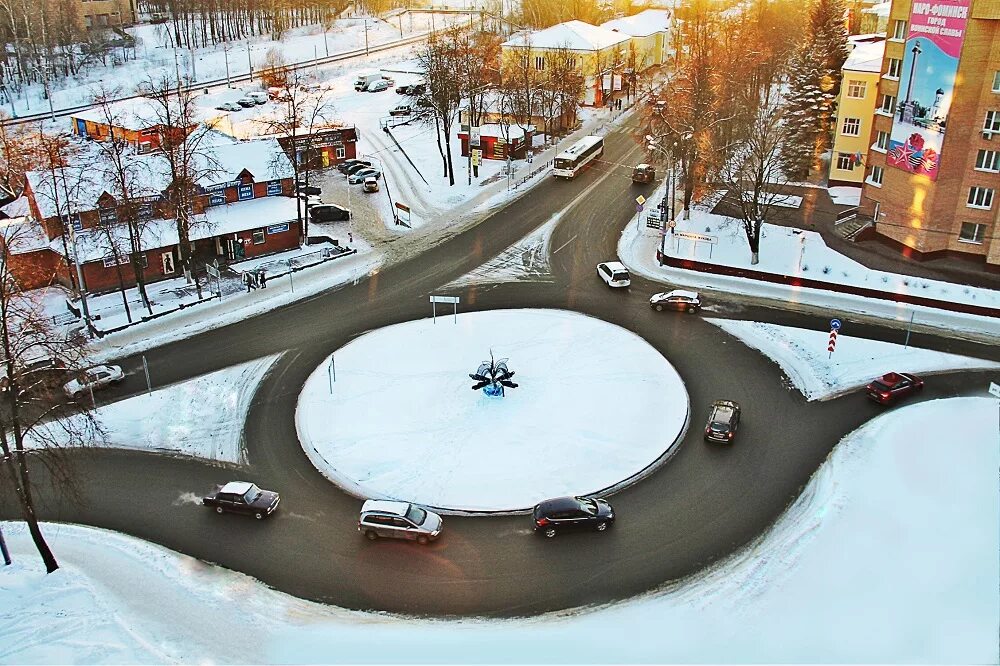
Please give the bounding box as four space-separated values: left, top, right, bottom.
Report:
359 500 443 544
63 364 124 399
704 399 741 443
597 261 630 288
866 372 924 405
203 481 280 520
532 496 615 538
650 289 701 313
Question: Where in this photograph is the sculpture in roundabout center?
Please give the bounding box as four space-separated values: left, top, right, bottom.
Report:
469 352 518 397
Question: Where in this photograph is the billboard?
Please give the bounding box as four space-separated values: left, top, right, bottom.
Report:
886 0 971 180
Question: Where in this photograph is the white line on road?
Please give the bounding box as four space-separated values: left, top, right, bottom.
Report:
552 235 578 255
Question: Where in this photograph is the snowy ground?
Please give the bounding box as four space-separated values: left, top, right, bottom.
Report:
618 181 1000 339
828 185 862 206
296 309 687 512
709 319 1000 400
4 14 457 118
45 355 280 463
2 390 995 662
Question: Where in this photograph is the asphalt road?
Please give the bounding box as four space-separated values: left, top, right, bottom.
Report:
3 117 998 617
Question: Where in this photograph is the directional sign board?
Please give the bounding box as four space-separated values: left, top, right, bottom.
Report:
830 318 842 331
430 295 459 304
675 231 718 244
990 381 1000 398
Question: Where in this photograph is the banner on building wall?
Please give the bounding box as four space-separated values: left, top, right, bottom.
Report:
887 0 971 180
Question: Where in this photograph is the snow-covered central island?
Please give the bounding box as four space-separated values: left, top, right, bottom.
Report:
295 309 689 512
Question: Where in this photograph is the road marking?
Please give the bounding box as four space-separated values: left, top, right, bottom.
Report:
552 235 577 255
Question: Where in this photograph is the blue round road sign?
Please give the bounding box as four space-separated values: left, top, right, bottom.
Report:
830 318 842 330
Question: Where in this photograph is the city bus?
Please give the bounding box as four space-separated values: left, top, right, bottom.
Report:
552 135 604 179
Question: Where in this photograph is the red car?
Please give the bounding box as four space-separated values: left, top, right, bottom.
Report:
866 372 924 405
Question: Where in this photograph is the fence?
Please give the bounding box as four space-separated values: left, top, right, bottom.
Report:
512 160 553 189
835 207 859 224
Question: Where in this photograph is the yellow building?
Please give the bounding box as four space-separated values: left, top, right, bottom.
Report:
501 20 634 106
828 36 885 185
600 9 673 71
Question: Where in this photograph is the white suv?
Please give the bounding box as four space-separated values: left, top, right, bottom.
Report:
597 261 630 288
358 500 443 545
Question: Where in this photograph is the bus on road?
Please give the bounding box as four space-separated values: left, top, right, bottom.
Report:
552 135 604 179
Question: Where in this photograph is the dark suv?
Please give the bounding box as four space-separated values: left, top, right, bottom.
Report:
704 400 741 443
532 496 615 538
309 204 351 222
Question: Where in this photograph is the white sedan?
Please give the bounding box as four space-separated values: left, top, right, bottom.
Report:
215 101 242 112
63 365 125 398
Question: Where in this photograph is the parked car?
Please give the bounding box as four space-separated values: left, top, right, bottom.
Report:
367 79 391 92
338 159 372 174
215 101 242 112
309 204 351 222
299 194 322 208
395 84 411 94
236 97 256 108
650 289 701 313
362 177 379 193
203 481 280 520
866 372 924 405
358 499 443 544
0 355 68 393
348 169 381 184
345 162 374 176
247 91 268 104
631 163 655 184
532 496 615 538
597 261 630 288
389 104 412 117
63 364 125 399
409 83 426 95
704 400 741 443
354 72 383 91
296 184 321 196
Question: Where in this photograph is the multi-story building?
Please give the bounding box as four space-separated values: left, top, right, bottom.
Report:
600 9 673 71
829 36 886 185
860 0 1000 269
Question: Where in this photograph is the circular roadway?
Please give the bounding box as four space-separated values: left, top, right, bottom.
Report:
3 117 999 618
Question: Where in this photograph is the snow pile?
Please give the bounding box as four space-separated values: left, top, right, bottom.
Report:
2 395 996 663
73 355 281 462
296 309 687 511
708 319 999 400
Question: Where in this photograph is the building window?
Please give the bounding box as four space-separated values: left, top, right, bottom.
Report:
874 130 889 152
869 165 884 186
959 222 987 243
841 117 861 136
534 56 545 71
891 19 907 40
878 94 895 115
252 229 265 245
994 72 1000 93
984 111 1000 133
836 153 855 170
846 80 866 98
975 150 1000 172
967 187 994 209
335 145 346 159
886 58 902 79
567 57 577 69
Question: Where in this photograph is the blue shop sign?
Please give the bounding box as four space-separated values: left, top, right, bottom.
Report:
238 183 255 201
266 181 282 196
209 193 226 206
266 222 289 235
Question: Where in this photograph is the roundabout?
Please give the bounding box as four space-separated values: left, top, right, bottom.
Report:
295 309 688 513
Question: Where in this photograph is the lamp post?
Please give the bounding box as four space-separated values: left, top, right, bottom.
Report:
363 154 398 225
646 136 678 264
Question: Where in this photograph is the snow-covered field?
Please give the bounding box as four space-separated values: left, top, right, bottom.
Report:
296 309 688 511
619 182 1000 338
3 390 995 662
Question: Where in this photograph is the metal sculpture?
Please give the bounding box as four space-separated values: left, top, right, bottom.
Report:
469 352 518 397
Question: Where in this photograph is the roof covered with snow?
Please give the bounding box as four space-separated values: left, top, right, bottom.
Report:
862 1 892 16
0 216 50 254
844 39 885 73
600 9 671 37
502 20 631 52
70 97 216 131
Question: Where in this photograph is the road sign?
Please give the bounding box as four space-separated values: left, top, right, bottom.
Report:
470 126 481 148
675 231 717 244
206 264 220 279
635 195 646 206
471 149 482 166
828 329 838 354
429 295 460 304
830 318 842 331
636 203 644 213
989 381 1000 398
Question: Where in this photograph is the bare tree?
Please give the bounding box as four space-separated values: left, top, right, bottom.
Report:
718 99 794 265
418 27 465 186
145 74 220 289
0 220 102 572
257 68 335 239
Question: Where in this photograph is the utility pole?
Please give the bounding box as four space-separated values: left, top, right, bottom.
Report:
223 44 231 87
364 19 369 56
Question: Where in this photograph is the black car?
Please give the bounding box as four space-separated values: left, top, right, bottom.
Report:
704 400 741 443
309 204 351 222
395 84 411 94
532 496 615 538
345 162 374 176
296 184 321 196
337 159 372 174
203 481 280 520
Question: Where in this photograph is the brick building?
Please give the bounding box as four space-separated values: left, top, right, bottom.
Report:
20 134 300 294
860 0 1000 269
69 97 208 153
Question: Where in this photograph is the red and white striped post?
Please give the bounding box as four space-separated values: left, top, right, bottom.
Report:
828 329 838 359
